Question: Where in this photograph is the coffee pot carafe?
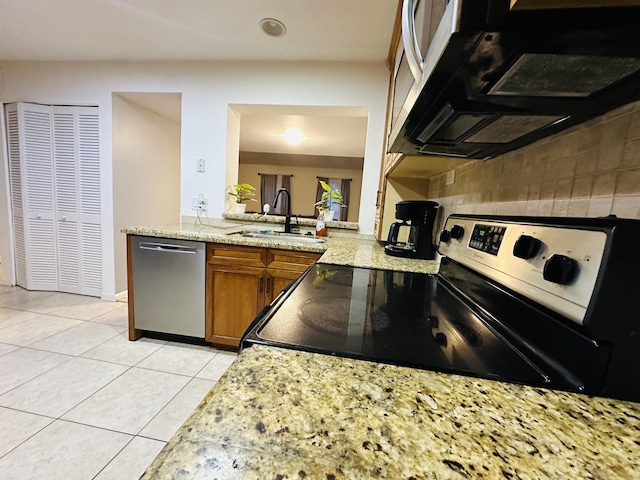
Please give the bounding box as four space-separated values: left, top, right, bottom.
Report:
384 200 439 260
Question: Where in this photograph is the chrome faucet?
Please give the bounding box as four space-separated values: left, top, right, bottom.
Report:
272 188 293 233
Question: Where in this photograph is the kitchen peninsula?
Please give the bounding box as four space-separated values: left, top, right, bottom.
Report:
123 216 439 348
122 216 440 274
126 218 640 479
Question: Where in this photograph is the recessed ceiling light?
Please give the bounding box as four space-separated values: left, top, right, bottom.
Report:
282 127 305 145
260 18 287 37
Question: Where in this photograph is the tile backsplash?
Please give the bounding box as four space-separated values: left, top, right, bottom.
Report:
427 101 640 224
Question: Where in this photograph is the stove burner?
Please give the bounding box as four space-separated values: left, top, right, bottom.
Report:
370 308 391 332
298 298 367 334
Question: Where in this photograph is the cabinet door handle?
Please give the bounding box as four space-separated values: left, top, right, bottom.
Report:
259 276 264 293
266 276 272 294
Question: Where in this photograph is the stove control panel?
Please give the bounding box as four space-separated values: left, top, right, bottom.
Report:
468 224 506 255
438 216 608 325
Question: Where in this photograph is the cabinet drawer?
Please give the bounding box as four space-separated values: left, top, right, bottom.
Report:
267 249 322 273
208 244 267 267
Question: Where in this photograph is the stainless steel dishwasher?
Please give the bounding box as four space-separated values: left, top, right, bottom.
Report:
131 235 205 338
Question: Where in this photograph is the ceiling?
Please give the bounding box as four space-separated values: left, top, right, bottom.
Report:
0 0 398 62
57 1 398 160
115 95 371 158
235 105 369 158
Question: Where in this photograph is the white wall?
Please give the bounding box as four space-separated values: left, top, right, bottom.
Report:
112 93 181 296
0 61 388 297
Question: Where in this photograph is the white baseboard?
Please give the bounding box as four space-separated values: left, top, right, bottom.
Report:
102 290 128 302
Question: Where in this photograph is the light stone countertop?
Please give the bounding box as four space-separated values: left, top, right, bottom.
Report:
121 219 439 274
142 345 640 480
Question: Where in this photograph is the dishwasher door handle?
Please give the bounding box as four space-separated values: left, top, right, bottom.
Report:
138 242 198 254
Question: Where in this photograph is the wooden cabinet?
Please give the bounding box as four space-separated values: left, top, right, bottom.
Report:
375 5 403 241
205 244 321 349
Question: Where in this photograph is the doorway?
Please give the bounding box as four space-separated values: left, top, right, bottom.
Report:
111 92 182 296
232 105 367 222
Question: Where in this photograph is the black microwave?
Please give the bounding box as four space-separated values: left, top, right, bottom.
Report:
388 0 640 159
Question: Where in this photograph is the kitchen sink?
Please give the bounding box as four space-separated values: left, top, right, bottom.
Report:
238 231 326 244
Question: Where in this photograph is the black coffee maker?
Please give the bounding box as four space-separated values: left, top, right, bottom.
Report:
384 200 439 260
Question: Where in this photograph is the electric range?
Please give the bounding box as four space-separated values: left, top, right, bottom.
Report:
242 214 640 402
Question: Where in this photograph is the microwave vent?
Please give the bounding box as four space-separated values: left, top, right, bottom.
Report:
418 144 481 158
463 115 568 143
489 54 640 97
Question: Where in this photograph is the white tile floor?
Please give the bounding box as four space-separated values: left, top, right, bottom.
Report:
0 286 238 480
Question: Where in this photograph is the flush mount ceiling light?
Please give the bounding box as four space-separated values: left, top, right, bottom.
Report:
260 18 287 37
282 127 305 145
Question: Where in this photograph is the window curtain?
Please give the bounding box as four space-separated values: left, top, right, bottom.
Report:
280 174 292 215
315 177 329 218
340 178 351 221
261 174 277 213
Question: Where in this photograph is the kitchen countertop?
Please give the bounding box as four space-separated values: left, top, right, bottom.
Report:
122 219 439 274
142 344 640 480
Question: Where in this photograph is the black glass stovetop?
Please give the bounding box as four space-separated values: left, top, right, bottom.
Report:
243 263 550 386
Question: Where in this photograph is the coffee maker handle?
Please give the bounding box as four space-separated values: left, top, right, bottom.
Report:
387 222 400 244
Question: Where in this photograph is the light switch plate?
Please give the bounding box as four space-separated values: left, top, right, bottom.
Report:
197 158 205 173
446 169 456 185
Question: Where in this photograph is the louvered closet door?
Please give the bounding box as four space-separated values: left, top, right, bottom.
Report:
6 102 101 296
53 106 102 296
77 108 102 296
5 105 27 287
7 103 58 291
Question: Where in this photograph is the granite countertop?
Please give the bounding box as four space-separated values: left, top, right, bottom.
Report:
142 345 640 480
122 219 439 275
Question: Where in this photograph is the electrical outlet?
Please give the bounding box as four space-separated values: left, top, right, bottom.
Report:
191 194 208 211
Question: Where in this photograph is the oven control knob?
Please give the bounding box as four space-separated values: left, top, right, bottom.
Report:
450 225 465 240
513 235 542 259
427 315 439 328
439 229 451 243
543 254 578 285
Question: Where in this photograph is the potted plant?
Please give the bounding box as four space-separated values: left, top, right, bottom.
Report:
227 183 257 214
314 180 345 222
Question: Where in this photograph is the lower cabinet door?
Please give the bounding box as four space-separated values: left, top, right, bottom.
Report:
266 269 301 304
206 264 266 348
